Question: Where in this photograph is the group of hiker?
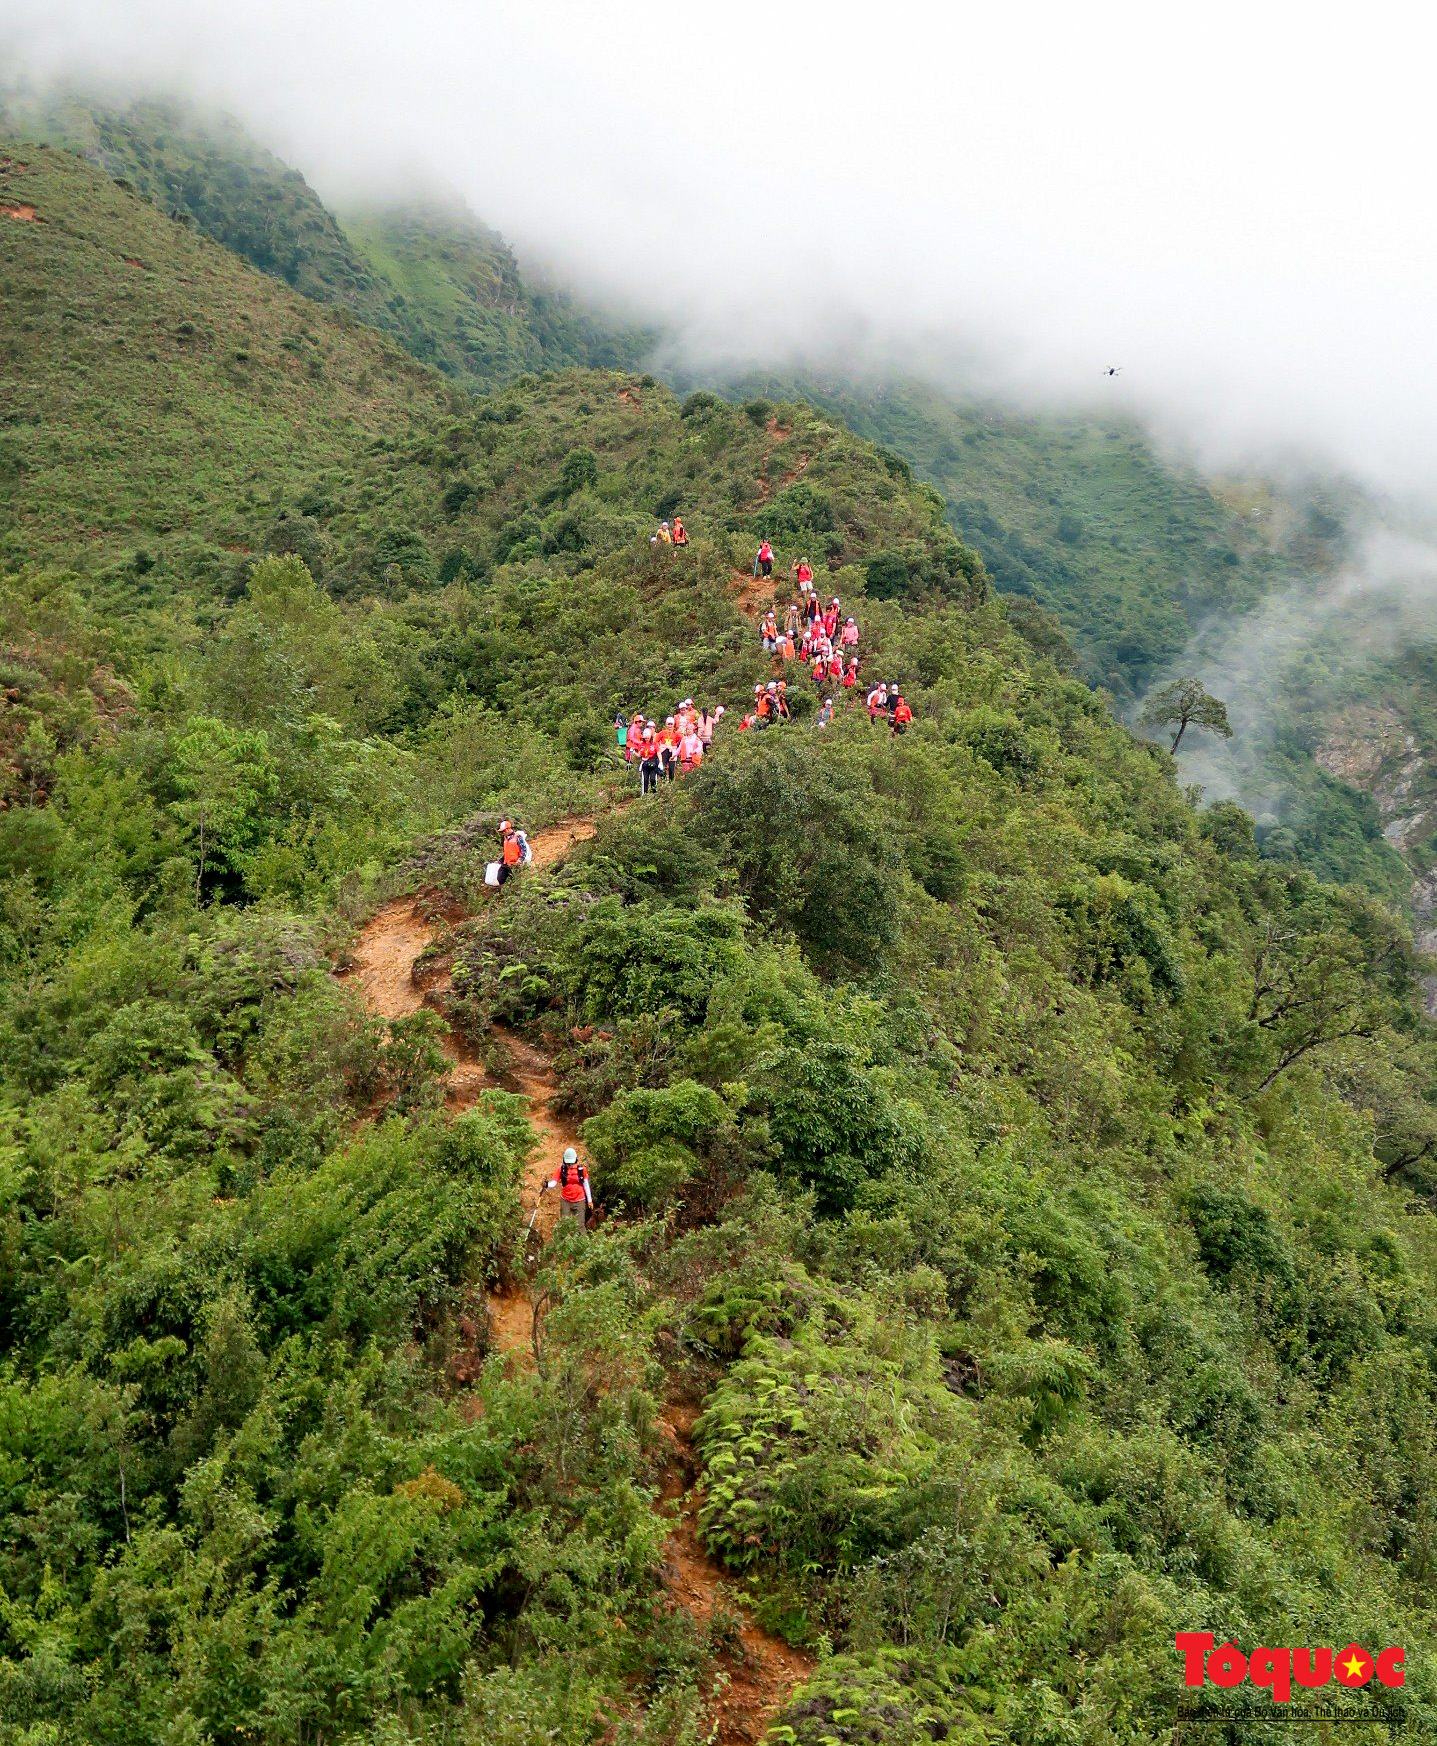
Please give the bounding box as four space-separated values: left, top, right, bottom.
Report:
751 547 914 735
758 592 861 688
651 516 690 547
615 701 725 794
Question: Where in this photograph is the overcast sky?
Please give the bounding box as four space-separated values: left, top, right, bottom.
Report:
10 0 1437 496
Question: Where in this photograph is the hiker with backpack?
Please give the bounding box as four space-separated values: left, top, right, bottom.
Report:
658 716 681 780
755 538 775 581
638 726 662 794
496 819 531 885
672 516 689 548
541 1146 593 1232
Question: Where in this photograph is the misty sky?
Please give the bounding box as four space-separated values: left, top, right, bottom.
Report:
10 0 1437 495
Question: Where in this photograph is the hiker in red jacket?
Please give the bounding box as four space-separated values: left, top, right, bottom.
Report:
891 694 914 735
541 1146 593 1232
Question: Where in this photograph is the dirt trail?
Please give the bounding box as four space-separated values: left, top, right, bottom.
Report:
344 807 811 1741
733 567 771 617
661 1406 815 1742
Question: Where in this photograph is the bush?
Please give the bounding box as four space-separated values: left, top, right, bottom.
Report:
582 1078 729 1211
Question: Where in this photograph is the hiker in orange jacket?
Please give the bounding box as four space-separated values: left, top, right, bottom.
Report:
497 818 531 885
637 727 662 794
672 516 689 547
892 695 914 734
541 1146 593 1231
658 716 681 780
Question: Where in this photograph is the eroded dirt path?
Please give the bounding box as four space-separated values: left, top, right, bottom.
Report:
661 1405 816 1742
344 806 811 1742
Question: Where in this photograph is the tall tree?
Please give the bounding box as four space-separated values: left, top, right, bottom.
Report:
1140 676 1232 752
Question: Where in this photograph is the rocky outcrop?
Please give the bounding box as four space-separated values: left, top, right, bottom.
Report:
1317 705 1434 858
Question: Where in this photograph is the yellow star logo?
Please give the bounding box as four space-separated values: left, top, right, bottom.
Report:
1342 1652 1367 1680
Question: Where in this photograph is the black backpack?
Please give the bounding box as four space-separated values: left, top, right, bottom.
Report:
560 1159 583 1187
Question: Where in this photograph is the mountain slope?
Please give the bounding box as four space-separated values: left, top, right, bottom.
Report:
0 90 399 326
341 199 649 387
1 142 983 618
0 89 647 391
0 142 458 581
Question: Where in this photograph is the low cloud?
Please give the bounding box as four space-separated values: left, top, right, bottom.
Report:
1164 526 1437 819
7 0 1437 501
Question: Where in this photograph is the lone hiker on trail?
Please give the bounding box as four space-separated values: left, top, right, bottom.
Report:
755 538 774 581
496 818 532 885
541 1146 593 1232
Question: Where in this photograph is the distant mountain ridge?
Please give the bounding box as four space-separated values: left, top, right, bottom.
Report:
0 88 649 390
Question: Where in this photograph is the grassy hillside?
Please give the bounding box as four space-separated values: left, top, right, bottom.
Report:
4 141 1437 1745
0 91 400 327
1 143 978 617
0 142 460 583
342 199 649 388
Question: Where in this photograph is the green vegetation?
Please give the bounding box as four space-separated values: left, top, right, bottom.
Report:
0 91 399 326
2 137 1437 1745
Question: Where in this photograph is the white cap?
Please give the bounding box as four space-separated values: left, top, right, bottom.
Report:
562 1147 578 1164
